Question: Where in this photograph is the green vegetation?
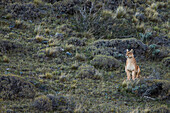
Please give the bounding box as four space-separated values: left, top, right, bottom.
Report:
0 0 169 112
91 55 120 71
33 95 52 111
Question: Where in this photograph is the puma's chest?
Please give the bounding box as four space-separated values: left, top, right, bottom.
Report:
126 63 135 71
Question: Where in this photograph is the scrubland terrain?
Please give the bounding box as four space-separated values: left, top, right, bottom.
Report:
0 0 169 112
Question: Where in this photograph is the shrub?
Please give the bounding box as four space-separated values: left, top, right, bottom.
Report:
33 95 52 111
45 73 53 79
5 13 12 19
91 55 120 71
150 3 158 10
35 35 48 43
162 57 170 67
136 23 145 32
2 55 9 63
115 6 126 18
0 55 9 63
148 44 163 59
5 3 41 20
53 0 78 15
15 19 24 28
45 47 64 57
68 37 85 46
0 74 36 99
0 39 22 52
71 3 136 39
71 62 79 70
141 105 170 113
101 10 114 19
45 28 50 34
92 38 148 60
47 94 68 110
139 32 152 43
33 0 43 5
77 65 102 80
75 53 86 61
157 2 167 9
132 16 138 23
121 79 170 100
153 105 170 113
145 7 159 21
59 75 67 82
46 94 75 112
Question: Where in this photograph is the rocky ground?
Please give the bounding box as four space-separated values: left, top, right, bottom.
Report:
0 0 169 112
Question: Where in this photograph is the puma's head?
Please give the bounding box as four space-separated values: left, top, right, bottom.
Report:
126 49 134 58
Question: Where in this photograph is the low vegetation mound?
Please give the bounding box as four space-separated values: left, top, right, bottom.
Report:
33 95 52 111
5 3 41 20
92 38 148 60
33 94 75 112
0 39 22 53
45 47 64 57
91 55 120 71
77 64 102 80
121 79 170 100
68 37 86 46
0 74 36 99
162 57 170 67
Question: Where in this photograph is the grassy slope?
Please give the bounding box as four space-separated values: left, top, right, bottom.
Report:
0 0 169 112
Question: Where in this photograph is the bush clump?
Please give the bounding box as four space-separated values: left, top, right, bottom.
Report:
33 95 52 111
0 39 22 53
35 35 47 43
162 57 170 67
121 79 170 100
0 55 9 63
139 32 152 43
115 6 126 18
45 47 64 57
92 38 148 60
91 55 120 71
75 53 86 61
77 65 102 80
5 3 41 20
145 7 159 21
33 94 75 112
68 37 85 46
147 44 168 60
54 0 79 15
0 74 36 99
152 105 170 113
137 105 170 113
47 94 72 111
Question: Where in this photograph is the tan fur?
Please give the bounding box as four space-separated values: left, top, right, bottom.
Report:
125 49 140 80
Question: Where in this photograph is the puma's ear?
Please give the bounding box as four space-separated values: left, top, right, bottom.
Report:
130 49 133 52
126 49 129 52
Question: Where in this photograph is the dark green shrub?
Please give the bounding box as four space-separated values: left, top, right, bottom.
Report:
5 3 41 20
47 94 69 110
77 64 102 80
91 55 120 71
33 95 52 111
68 37 85 46
162 57 170 67
139 32 152 43
0 74 36 99
148 44 163 59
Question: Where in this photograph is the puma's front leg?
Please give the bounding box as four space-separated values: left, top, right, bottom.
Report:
125 66 131 80
126 70 131 80
132 71 136 80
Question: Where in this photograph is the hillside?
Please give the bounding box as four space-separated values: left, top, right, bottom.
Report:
0 0 169 112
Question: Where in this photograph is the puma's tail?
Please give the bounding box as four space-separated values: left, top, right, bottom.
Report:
136 66 140 78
